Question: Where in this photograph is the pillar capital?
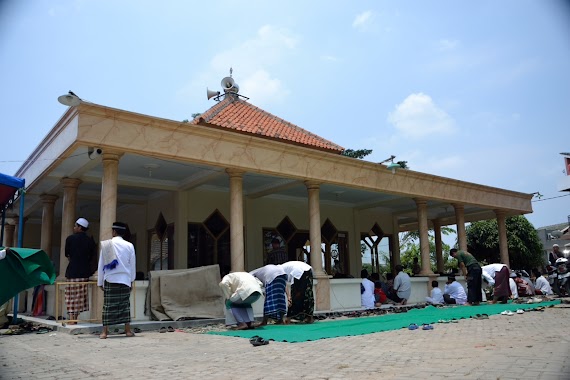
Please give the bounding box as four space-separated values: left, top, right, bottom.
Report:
225 168 246 178
101 150 123 162
452 203 465 211
304 180 321 190
40 194 59 204
494 209 507 217
413 198 427 206
61 177 82 189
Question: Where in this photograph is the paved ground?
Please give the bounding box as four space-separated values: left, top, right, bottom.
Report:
1 305 570 380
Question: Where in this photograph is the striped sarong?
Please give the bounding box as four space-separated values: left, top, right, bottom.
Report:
102 281 131 326
263 274 287 321
287 270 314 321
65 278 89 315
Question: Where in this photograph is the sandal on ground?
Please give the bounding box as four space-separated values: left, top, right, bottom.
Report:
250 337 269 346
408 323 418 330
422 324 434 330
159 327 167 333
167 326 175 332
500 310 514 316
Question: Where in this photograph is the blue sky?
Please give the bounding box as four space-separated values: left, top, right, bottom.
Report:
1 0 569 234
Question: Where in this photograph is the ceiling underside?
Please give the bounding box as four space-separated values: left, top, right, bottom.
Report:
12 147 512 229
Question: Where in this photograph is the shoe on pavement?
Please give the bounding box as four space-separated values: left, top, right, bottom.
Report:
500 310 514 316
516 309 524 314
408 323 418 330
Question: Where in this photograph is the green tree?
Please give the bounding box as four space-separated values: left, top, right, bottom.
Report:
400 235 454 274
466 215 544 270
341 148 372 159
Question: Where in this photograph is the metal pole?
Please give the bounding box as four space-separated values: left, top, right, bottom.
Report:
12 188 25 321
1 209 5 246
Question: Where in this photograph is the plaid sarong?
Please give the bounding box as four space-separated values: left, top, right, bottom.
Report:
287 270 314 321
263 274 287 321
102 281 131 326
65 277 89 315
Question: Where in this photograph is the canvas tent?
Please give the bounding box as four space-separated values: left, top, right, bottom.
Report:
0 172 31 319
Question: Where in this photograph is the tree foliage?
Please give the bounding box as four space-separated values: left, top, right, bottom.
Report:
466 215 544 270
341 148 373 159
399 235 454 274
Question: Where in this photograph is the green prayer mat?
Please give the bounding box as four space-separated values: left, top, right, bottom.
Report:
209 300 561 343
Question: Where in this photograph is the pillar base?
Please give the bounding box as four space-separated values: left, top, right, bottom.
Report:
314 275 331 311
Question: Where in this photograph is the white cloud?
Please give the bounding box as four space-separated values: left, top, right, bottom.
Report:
240 70 289 103
177 25 298 106
387 93 456 138
437 39 459 51
321 55 338 62
352 11 374 31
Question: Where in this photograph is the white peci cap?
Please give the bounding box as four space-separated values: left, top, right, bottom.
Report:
76 218 89 229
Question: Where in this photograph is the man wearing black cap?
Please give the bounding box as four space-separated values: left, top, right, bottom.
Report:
450 248 482 306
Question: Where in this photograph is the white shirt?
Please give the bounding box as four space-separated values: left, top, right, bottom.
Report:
280 261 313 284
429 287 444 304
250 264 286 285
534 275 553 295
481 264 507 286
393 271 411 300
219 272 263 302
361 278 375 309
509 278 518 299
444 281 467 305
97 236 136 287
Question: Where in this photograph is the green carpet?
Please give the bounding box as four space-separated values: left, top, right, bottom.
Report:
209 300 561 343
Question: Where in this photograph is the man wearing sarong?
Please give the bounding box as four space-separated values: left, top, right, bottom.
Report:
219 272 264 330
97 222 136 339
481 263 510 304
250 264 288 326
64 218 96 324
450 249 482 306
280 261 314 324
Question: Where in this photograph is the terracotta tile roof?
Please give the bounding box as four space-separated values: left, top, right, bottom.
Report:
192 94 344 154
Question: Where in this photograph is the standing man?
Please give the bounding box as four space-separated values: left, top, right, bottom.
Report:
481 263 510 304
97 222 136 339
450 248 482 306
393 265 411 305
266 238 288 265
64 217 96 325
549 244 561 266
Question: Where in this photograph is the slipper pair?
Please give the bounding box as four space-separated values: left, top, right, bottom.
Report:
500 310 514 316
408 323 433 330
473 313 489 320
159 326 175 333
249 336 269 346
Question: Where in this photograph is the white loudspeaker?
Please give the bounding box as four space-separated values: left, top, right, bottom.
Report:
221 76 239 93
221 76 235 89
207 88 220 100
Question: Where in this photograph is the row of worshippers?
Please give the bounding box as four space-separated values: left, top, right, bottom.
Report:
424 263 553 306
361 265 412 309
219 261 314 330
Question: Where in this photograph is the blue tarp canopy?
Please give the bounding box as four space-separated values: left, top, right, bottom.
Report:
0 172 24 209
1 172 26 319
